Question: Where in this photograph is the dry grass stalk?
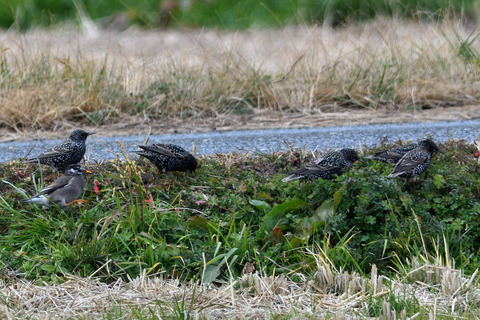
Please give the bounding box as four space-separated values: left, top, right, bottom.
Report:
1 18 480 135
2 257 479 319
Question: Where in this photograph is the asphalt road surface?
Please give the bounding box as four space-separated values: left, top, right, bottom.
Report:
1 120 479 163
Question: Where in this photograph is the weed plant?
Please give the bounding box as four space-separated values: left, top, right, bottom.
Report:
0 139 479 285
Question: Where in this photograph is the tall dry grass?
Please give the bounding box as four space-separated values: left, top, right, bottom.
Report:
1 18 479 132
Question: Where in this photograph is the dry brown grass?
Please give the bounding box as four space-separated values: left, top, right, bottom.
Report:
1 18 480 138
1 255 479 319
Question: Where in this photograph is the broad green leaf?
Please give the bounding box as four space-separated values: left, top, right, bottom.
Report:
294 217 325 240
262 198 310 231
187 216 217 234
287 236 304 249
333 183 346 208
292 199 334 240
314 199 335 221
202 264 222 284
249 199 272 213
202 248 238 284
40 264 55 273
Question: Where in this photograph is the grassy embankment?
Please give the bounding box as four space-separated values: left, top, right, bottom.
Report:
1 139 480 318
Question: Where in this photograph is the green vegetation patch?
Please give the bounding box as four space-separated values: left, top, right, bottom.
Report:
1 0 478 30
0 139 479 285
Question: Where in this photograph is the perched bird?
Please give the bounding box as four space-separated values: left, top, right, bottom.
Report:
23 164 86 208
366 142 418 164
26 129 94 171
282 148 363 182
387 139 442 179
134 143 197 173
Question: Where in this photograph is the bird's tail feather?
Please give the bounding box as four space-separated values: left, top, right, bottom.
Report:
282 175 303 182
387 172 401 178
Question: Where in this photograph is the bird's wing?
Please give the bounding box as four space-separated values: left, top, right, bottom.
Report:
390 151 429 174
290 159 341 176
28 141 74 160
312 162 342 171
308 157 345 172
50 176 84 205
139 144 186 158
282 167 317 182
39 175 74 195
310 151 335 165
375 149 405 161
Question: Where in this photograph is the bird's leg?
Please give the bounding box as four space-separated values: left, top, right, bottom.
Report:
163 174 171 191
66 199 87 206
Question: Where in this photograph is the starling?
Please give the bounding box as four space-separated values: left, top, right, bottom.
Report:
282 148 363 182
26 129 94 171
23 164 86 207
366 143 418 164
387 139 442 179
134 143 197 173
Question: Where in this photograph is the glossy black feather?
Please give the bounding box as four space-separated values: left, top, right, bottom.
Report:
366 143 418 164
134 143 197 173
283 148 362 182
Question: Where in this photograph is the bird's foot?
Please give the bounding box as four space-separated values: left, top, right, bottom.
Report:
66 199 87 206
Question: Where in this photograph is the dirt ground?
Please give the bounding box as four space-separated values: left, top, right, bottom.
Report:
1 104 479 143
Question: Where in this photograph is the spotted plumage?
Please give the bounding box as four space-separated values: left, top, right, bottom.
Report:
22 164 86 207
282 148 363 182
387 139 442 179
134 143 197 173
26 129 94 171
366 143 418 164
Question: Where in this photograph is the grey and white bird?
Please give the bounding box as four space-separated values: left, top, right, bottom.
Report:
365 142 418 164
282 148 363 182
134 143 197 173
23 164 86 208
26 129 94 172
387 139 442 179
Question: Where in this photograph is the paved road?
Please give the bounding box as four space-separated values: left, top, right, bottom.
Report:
1 120 479 163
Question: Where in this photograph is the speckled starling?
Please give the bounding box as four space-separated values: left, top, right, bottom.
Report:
26 129 94 172
134 143 197 173
366 143 418 164
23 164 86 207
387 139 442 179
282 148 363 182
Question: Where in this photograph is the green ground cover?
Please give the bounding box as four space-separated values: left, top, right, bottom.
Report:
1 139 479 286
1 0 478 30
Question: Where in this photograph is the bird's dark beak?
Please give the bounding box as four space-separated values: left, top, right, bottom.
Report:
88 132 95 136
438 149 444 153
357 158 366 164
